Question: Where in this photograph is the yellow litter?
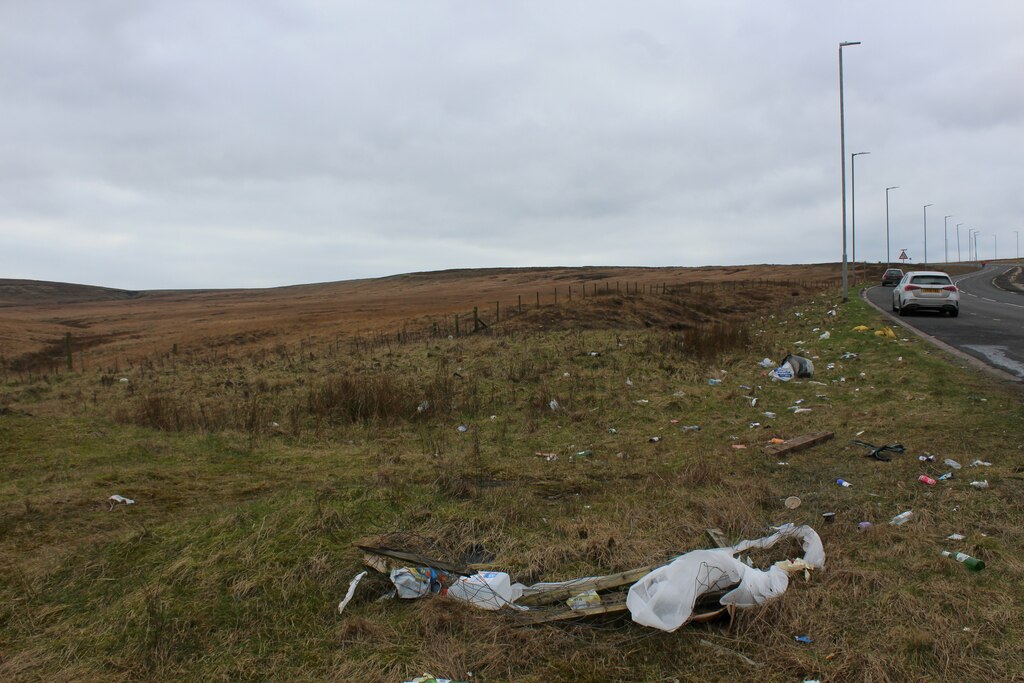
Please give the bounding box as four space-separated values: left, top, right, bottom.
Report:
852 325 871 332
874 327 897 339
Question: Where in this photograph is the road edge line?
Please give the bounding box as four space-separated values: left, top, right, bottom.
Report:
859 285 1023 385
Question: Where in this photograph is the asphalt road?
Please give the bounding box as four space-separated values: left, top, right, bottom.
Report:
865 264 1024 380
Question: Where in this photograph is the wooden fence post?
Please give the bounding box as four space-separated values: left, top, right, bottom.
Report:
495 301 500 322
473 307 479 330
554 288 557 304
536 291 540 307
568 285 572 301
65 333 73 371
455 314 460 336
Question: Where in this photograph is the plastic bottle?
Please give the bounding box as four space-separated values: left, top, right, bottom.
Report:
943 458 962 470
918 475 937 486
890 511 913 526
941 550 985 571
836 478 852 488
447 571 522 609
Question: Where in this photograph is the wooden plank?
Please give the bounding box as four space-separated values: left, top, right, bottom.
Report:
355 545 472 576
515 566 656 607
515 592 629 625
705 528 730 548
763 431 834 457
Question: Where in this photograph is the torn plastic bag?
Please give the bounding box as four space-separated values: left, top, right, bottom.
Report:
626 524 823 632
390 567 446 599
770 362 795 382
781 354 814 379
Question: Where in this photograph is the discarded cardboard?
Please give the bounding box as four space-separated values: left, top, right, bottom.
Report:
763 431 834 457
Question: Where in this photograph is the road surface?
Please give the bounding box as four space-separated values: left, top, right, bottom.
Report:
864 264 1024 380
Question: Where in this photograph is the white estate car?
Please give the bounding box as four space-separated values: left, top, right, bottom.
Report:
891 271 960 317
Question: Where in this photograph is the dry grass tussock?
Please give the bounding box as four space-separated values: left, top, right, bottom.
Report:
2 277 1024 681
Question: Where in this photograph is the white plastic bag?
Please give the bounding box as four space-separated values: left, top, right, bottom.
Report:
447 571 523 610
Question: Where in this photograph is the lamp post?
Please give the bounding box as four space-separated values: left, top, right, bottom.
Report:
838 40 861 303
994 234 997 260
970 229 978 262
851 151 869 284
1016 230 1020 260
943 215 952 264
885 186 899 267
956 223 963 262
922 204 933 266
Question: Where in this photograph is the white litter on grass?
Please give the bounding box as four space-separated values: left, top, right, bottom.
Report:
338 571 368 615
627 524 824 632
108 495 135 510
549 399 560 411
947 533 966 541
819 331 831 340
118 377 129 383
970 460 992 467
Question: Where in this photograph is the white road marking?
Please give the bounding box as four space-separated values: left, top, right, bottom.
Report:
963 345 1024 378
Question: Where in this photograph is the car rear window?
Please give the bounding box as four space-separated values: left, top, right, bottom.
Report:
910 275 952 286
885 270 902 276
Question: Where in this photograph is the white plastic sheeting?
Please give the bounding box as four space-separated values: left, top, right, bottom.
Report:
627 524 824 632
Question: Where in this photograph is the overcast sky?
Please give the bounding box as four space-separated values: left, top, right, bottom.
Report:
2 1 1022 289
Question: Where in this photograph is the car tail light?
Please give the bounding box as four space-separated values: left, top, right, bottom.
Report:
942 285 958 292
904 284 921 291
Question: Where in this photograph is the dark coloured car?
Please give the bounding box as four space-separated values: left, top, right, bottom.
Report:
881 268 904 287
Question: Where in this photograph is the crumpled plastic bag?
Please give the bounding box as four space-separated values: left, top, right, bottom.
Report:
626 524 823 632
874 327 897 339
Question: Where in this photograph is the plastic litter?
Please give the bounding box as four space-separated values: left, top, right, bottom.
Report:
448 571 523 610
852 325 870 332
566 589 601 610
794 635 813 644
763 412 777 419
391 567 446 599
626 524 824 632
821 512 836 524
918 455 935 462
108 495 135 510
770 363 795 382
732 444 747 450
759 358 775 368
457 425 468 433
338 571 368 615
836 479 852 488
970 480 990 489
970 460 992 467
708 378 723 386
819 331 831 340
681 425 701 432
549 399 560 411
890 511 914 526
938 472 953 481
841 352 859 360
784 496 801 509
858 522 872 531
947 533 966 541
875 327 897 338
852 440 905 462
944 458 962 470
782 354 815 378
918 475 937 486
649 437 661 443
405 675 465 683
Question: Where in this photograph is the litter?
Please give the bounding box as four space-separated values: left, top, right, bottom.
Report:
732 444 748 450
708 379 723 386
763 411 777 419
970 480 990 489
391 567 446 599
821 512 835 523
759 358 775 368
608 428 618 434
794 635 813 644
944 458 962 470
970 460 992 467
457 425 468 432
918 455 935 462
575 450 593 458
852 325 870 332
836 479 852 488
890 511 914 526
918 475 937 486
626 524 825 632
681 425 701 432
448 571 523 610
784 496 801 509
417 401 431 413
874 327 897 338
841 352 859 360
626 377 634 386
649 437 662 443
941 550 985 571
819 331 831 340
549 399 560 411
566 590 601 610
938 472 953 481
783 354 815 378
791 407 812 414
108 495 135 510
764 431 834 456
749 422 761 429
769 438 785 445
337 571 367 615
858 522 872 531
947 533 966 541
636 399 650 404
405 675 465 683
852 440 905 462
535 452 559 461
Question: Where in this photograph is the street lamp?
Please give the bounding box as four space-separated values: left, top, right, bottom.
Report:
943 215 952 264
885 186 899 267
956 223 963 262
838 40 861 303
970 229 979 262
1016 230 1020 260
922 204 933 266
994 234 997 260
851 151 869 284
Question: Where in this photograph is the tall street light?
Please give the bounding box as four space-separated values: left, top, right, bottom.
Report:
922 204 933 266
838 40 861 303
956 223 963 262
1016 230 1020 260
994 234 998 260
885 186 899 267
851 151 869 284
943 215 952 264
970 229 979 262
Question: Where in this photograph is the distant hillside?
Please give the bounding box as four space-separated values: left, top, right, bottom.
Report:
0 279 144 306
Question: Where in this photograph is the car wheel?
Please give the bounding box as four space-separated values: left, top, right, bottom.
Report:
897 299 906 316
891 297 897 312
950 308 959 318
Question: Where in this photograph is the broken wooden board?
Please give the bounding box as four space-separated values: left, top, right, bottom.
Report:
705 528 730 548
355 545 472 576
763 431 834 457
516 592 736 627
516 566 656 607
